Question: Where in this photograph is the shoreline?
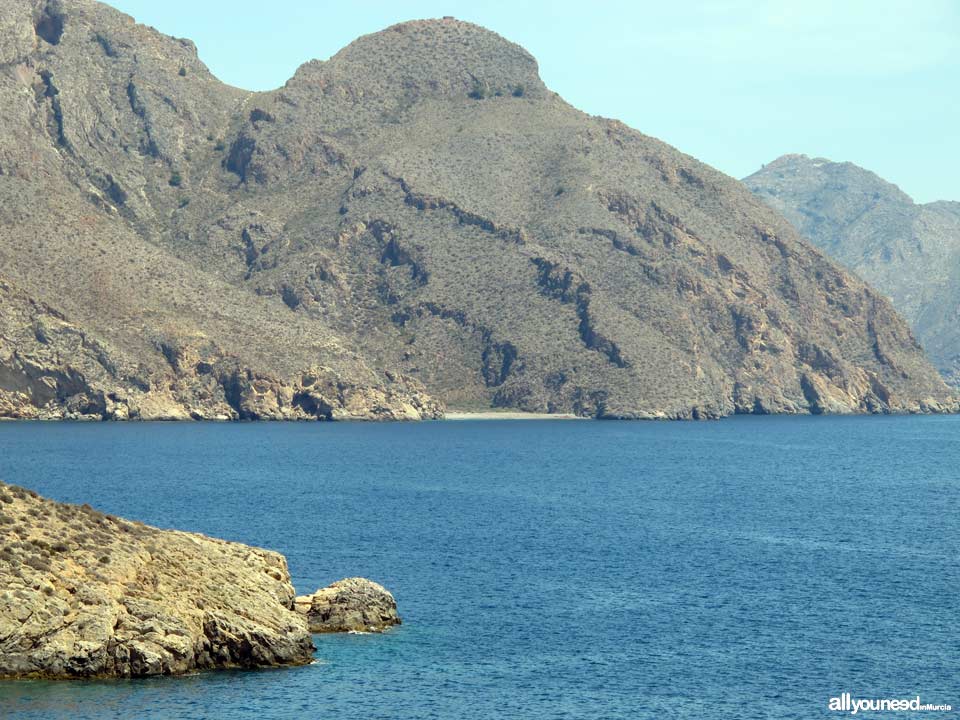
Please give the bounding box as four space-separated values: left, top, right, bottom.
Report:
443 411 584 420
2 408 957 423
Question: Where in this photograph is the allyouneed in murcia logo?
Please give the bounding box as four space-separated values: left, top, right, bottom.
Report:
829 693 952 714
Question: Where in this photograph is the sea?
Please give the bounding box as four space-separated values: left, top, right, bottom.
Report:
0 415 956 719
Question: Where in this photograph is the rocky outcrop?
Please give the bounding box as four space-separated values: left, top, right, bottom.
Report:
294 578 401 633
0 3 955 419
0 481 315 678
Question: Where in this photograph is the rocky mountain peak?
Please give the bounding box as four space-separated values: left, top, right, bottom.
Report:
287 17 545 103
752 154 914 207
745 155 917 254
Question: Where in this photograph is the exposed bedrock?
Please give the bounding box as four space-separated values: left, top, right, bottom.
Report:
294 578 401 634
0 483 405 679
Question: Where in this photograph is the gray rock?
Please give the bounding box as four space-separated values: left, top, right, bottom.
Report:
295 578 401 633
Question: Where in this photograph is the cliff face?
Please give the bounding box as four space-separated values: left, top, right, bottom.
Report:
745 155 960 386
0 481 314 678
0 2 955 419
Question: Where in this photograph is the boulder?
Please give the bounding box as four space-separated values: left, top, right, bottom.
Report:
294 578 401 633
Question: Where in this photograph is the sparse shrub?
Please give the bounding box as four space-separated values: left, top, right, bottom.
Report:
512 85 525 97
98 555 110 564
178 67 187 77
249 108 275 123
23 555 51 572
169 171 183 187
214 139 226 151
468 78 490 100
178 198 190 209
0 492 12 504
29 539 51 554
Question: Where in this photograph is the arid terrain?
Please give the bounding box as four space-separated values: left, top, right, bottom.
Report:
0 0 955 419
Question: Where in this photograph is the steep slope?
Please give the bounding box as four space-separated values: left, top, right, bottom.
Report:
0 0 441 420
0 2 955 419
745 155 960 386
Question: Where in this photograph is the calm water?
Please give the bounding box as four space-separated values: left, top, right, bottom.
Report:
0 416 957 719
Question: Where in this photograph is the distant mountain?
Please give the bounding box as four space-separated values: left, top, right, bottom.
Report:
0 1 954 419
745 155 960 385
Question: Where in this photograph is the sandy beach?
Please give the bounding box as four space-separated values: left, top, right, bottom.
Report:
443 411 584 420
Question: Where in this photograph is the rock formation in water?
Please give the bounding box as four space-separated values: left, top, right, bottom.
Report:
0 1 955 419
0 480 315 678
744 155 960 387
295 577 401 633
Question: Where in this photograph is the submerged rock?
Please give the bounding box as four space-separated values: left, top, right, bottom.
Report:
0 481 315 678
294 578 401 633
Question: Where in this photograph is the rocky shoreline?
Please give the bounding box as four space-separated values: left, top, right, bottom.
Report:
2 403 958 423
0 482 400 679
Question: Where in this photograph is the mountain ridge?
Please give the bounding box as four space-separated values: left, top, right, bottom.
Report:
0 1 955 419
745 154 960 386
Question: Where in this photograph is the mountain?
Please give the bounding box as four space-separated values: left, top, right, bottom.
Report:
0 1 954 419
744 155 960 386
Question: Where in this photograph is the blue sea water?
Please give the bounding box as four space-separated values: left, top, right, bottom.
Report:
0 415 957 719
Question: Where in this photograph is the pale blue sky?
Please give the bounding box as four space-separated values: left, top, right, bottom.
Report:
108 0 959 203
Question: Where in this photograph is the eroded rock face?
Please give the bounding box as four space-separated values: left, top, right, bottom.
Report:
294 578 401 633
0 481 315 678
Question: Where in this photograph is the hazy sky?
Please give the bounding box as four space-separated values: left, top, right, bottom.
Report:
108 0 959 203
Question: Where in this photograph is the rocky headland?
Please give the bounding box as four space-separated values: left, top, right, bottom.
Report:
0 481 398 679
